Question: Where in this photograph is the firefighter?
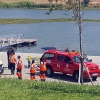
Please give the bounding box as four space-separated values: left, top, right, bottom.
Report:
9 53 16 75
39 61 47 81
30 60 36 80
16 56 23 79
7 48 11 69
7 47 15 69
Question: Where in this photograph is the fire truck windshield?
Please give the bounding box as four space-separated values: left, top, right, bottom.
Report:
72 56 89 63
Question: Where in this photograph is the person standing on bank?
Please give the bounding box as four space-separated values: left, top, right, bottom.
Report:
39 61 47 81
7 48 11 69
7 47 15 69
30 60 36 80
9 52 16 75
16 56 23 79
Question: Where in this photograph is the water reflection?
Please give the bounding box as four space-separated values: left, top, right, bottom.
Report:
0 9 100 19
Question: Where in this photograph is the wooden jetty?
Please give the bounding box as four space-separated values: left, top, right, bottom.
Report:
0 34 37 50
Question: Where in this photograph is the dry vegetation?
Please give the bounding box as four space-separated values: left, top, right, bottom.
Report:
89 0 100 7
0 0 69 4
0 0 50 4
0 0 100 7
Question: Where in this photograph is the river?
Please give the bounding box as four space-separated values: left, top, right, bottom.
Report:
0 8 100 56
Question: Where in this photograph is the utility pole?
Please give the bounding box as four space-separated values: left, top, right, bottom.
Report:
78 0 84 84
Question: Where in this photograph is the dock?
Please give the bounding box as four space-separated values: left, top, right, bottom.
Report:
0 34 37 50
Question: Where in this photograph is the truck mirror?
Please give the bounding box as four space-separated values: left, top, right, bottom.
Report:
89 59 92 62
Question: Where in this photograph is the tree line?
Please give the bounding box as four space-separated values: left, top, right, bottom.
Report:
0 0 90 9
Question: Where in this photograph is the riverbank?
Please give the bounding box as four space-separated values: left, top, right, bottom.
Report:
0 0 100 9
0 18 100 24
1 52 100 86
0 52 42 80
0 52 42 68
0 52 100 79
0 52 100 67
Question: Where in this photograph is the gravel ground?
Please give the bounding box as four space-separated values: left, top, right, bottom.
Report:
0 52 100 86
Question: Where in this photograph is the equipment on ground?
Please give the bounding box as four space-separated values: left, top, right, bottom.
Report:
26 56 40 69
40 49 100 82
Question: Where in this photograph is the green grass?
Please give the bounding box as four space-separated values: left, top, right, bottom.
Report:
0 78 100 100
0 1 57 9
0 18 100 24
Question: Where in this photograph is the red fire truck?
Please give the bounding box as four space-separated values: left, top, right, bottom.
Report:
40 48 100 81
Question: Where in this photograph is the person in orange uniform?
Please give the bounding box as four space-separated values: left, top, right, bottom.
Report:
30 60 36 80
39 61 47 81
16 56 23 79
9 53 16 75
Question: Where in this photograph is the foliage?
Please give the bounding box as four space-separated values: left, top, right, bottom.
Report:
0 18 100 24
46 0 85 19
83 0 90 6
0 1 36 8
0 78 100 100
0 1 61 9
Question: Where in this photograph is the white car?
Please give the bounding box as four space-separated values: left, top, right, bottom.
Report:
0 60 4 74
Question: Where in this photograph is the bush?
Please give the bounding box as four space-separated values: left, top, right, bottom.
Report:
0 1 58 9
82 0 90 7
17 1 36 8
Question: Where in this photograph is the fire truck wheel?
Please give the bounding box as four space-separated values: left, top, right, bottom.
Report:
0 67 4 74
92 77 97 81
62 73 66 76
74 71 79 82
46 67 54 76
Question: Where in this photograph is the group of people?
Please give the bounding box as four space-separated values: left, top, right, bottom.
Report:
7 47 47 81
7 47 23 79
30 60 47 81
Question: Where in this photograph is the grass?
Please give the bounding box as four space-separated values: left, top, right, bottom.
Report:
0 1 59 9
0 0 49 4
0 78 100 100
0 18 100 24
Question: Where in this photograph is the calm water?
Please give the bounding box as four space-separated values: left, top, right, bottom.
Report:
0 9 100 56
0 8 100 19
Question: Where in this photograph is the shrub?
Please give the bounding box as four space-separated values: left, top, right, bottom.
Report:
82 0 90 7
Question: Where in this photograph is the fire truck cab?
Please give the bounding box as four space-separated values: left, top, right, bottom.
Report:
40 49 100 81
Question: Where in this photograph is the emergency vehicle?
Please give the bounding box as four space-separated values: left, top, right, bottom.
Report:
0 60 4 75
40 49 100 81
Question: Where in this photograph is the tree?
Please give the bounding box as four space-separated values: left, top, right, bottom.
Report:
48 0 84 85
84 0 89 6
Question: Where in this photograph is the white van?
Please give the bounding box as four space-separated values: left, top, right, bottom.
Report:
0 60 4 75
